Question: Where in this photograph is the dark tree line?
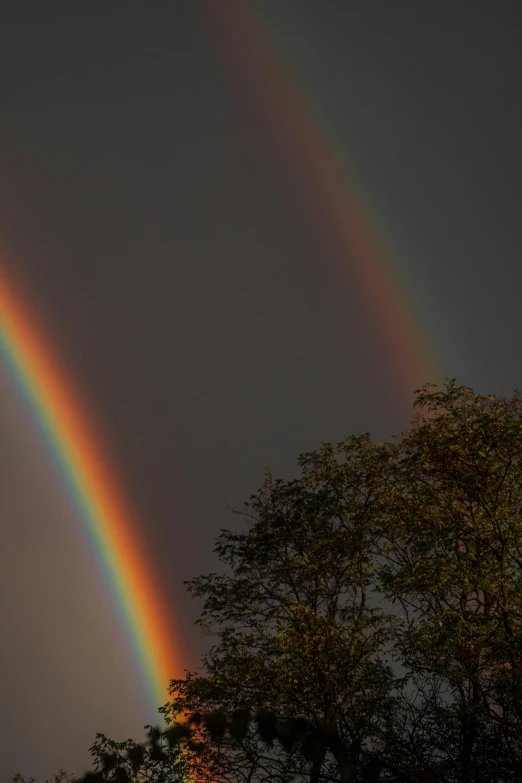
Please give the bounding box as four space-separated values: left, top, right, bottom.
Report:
13 380 522 783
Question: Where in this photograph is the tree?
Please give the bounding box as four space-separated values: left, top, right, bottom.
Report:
81 726 189 783
10 773 77 783
161 381 522 782
373 380 522 781
160 674 310 783
162 432 411 783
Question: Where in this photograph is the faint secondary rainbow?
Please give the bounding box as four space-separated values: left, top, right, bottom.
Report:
197 0 444 401
0 261 182 717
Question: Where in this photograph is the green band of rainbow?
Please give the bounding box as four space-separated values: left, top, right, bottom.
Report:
0 262 181 717
197 0 444 397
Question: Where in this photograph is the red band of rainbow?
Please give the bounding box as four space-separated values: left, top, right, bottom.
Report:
0 262 181 717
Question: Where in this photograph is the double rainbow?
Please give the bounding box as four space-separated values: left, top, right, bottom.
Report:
0 0 442 723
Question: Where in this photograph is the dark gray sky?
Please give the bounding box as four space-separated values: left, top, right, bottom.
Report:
1 1 521 778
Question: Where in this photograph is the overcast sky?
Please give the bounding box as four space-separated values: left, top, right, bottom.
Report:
1 1 522 778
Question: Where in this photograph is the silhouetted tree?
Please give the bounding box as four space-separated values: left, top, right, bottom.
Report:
166 429 405 783
373 380 522 780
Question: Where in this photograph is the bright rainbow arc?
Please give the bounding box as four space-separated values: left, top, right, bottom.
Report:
0 263 181 718
197 0 444 400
